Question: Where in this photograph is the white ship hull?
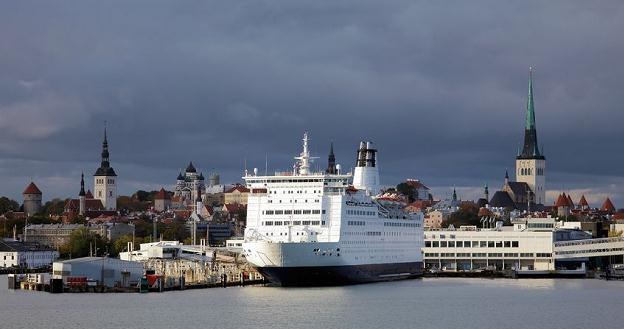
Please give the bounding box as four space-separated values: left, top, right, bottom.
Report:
243 241 423 286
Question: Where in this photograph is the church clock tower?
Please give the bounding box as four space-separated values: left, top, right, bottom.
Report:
515 68 546 205
94 126 117 210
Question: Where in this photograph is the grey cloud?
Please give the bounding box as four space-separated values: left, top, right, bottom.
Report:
0 1 623 206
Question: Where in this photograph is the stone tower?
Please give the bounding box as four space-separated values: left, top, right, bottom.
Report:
94 126 117 210
23 182 42 216
515 68 546 205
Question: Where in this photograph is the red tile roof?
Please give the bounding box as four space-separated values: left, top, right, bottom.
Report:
555 193 572 208
225 185 250 193
405 179 430 190
578 195 589 208
567 195 574 208
64 199 105 212
223 203 246 213
23 182 42 195
407 200 433 209
478 207 493 217
85 190 94 199
155 188 170 200
601 198 616 212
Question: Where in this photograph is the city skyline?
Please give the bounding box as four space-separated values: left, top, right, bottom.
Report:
1 1 623 206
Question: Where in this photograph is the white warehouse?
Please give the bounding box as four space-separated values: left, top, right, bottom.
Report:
1 239 59 269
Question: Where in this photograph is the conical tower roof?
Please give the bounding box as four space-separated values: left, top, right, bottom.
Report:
23 182 42 195
601 197 616 212
555 193 570 207
578 195 589 208
567 194 574 208
155 188 170 200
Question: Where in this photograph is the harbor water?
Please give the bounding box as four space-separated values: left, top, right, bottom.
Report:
1 275 623 329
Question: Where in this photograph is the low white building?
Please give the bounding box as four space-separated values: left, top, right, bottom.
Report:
424 217 592 272
119 240 211 262
225 238 243 252
1 239 59 269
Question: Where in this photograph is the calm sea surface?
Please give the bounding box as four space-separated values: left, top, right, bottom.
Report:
1 275 623 329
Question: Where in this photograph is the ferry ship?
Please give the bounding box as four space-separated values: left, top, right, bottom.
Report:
242 133 423 286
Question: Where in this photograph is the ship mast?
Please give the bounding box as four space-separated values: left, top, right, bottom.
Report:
294 132 317 175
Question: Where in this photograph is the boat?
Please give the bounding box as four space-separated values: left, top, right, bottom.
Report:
242 133 424 286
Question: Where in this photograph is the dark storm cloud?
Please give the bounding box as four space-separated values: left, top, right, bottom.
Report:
1 0 623 206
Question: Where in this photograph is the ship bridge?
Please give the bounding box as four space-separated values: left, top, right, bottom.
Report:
554 236 624 259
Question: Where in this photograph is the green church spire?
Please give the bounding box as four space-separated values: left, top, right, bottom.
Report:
518 67 544 160
526 67 536 130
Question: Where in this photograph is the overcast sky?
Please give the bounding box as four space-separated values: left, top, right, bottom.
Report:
1 1 623 207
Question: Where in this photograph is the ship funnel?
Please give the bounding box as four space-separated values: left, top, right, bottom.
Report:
353 140 380 195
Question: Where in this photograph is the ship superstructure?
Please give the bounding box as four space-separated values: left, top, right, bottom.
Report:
242 133 423 286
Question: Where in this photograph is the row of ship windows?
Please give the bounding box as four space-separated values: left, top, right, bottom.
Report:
334 221 422 228
270 190 322 194
426 241 520 248
264 209 325 215
347 220 365 226
263 220 325 226
425 252 552 258
267 199 320 203
346 210 376 216
264 231 319 236
247 178 347 184
384 222 421 228
344 231 420 237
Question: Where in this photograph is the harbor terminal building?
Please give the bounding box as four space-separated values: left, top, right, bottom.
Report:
423 216 591 273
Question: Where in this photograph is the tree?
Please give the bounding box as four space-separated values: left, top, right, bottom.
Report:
61 227 108 258
27 214 54 225
111 234 145 256
132 218 153 238
0 196 19 214
396 183 416 202
161 222 189 241
42 198 67 216
117 195 151 212
445 206 480 228
133 190 151 202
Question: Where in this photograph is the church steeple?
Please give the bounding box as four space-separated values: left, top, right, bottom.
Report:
326 142 337 174
101 126 110 167
95 124 117 176
79 173 86 196
518 67 545 160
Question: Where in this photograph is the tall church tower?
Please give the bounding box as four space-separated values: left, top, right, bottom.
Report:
515 68 546 205
79 173 86 215
326 142 337 174
94 126 117 210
